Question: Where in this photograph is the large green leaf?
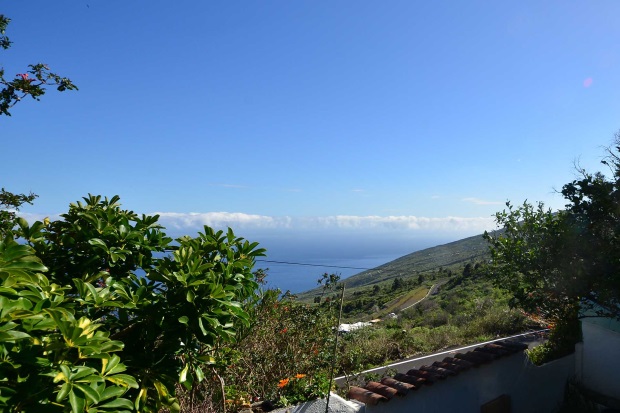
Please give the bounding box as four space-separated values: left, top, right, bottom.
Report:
0 330 30 342
99 397 134 409
105 374 138 389
0 243 47 273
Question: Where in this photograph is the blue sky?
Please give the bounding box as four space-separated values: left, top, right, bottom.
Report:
3 1 620 261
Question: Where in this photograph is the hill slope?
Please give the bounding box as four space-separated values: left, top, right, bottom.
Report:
297 233 490 300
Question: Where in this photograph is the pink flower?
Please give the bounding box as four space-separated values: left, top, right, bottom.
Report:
17 73 29 80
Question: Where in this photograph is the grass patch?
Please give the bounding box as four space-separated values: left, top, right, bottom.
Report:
370 286 430 318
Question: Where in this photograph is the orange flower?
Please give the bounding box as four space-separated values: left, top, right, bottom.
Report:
278 378 289 388
295 374 306 379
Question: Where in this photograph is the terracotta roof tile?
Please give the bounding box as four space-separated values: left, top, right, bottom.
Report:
480 343 513 356
432 360 467 373
420 364 457 377
393 372 429 387
347 386 388 405
380 377 417 395
473 347 502 359
346 338 531 406
406 368 445 382
499 340 529 351
442 356 475 369
455 350 495 364
364 381 399 399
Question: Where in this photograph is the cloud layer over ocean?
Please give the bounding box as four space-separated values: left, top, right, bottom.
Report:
153 212 496 235
19 211 497 238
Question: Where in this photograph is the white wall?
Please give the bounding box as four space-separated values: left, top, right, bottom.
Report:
365 352 574 413
576 320 620 399
271 393 364 413
275 331 578 413
335 332 547 388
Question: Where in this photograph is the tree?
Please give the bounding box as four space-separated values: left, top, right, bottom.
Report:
560 141 620 318
0 15 77 116
462 263 473 278
391 277 404 291
1 194 266 411
485 203 578 314
484 135 620 362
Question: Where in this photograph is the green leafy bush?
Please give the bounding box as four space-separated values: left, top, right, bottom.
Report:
0 240 136 412
1 194 265 412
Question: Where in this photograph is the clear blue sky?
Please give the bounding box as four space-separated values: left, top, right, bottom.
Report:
3 1 620 249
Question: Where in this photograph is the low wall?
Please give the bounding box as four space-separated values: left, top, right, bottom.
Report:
282 331 574 413
576 320 620 399
281 352 574 413
335 331 546 388
365 351 574 413
271 393 363 413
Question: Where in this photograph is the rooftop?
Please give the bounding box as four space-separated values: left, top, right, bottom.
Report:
346 339 529 406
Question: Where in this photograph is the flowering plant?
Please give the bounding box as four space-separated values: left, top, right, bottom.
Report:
1 15 77 116
219 287 336 409
276 372 331 407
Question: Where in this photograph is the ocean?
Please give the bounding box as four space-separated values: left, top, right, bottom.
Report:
163 227 470 294
255 255 400 294
251 233 456 293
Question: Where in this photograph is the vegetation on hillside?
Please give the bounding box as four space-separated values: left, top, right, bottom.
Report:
297 234 489 302
333 262 538 380
338 276 429 320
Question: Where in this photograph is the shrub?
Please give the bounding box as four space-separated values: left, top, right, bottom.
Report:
222 290 336 406
1 194 265 412
0 240 137 412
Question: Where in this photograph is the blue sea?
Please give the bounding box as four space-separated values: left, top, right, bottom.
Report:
163 227 468 293
255 255 398 294
251 233 455 293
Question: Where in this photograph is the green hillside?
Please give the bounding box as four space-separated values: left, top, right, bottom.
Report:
297 231 539 376
297 233 491 301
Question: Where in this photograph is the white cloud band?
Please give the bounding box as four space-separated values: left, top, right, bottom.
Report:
17 211 497 235
154 212 495 233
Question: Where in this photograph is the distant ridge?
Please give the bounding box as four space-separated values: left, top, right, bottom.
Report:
297 233 490 299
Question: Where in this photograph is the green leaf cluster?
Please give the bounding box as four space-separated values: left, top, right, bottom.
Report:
0 240 135 412
0 194 265 412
